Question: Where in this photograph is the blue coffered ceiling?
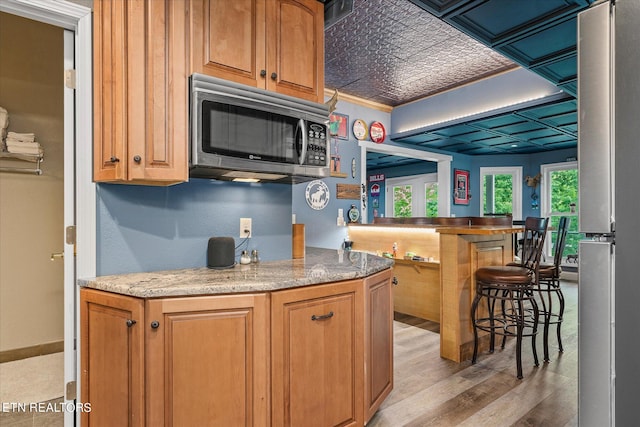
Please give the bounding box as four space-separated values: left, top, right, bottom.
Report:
324 0 596 160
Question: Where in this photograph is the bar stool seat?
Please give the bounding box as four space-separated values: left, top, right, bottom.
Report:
476 266 532 284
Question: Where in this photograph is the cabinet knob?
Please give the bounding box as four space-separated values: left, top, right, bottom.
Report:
109 156 120 163
150 320 160 329
126 319 137 327
392 277 398 286
260 69 267 77
311 311 334 321
270 72 277 80
133 155 142 163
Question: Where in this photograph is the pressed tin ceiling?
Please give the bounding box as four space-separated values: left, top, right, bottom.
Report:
324 0 518 106
323 0 595 159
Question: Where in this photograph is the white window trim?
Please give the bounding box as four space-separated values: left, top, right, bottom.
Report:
479 166 523 220
540 161 578 259
386 173 438 217
540 161 578 217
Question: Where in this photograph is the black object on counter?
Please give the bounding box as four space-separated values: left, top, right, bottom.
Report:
207 237 235 269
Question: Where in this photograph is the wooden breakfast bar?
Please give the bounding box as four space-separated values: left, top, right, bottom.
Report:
348 217 522 363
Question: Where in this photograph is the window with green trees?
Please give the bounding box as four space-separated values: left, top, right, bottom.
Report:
483 174 513 215
393 185 412 217
547 167 581 259
425 183 438 217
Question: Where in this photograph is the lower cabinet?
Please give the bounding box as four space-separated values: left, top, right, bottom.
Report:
80 288 145 427
364 270 394 421
80 268 393 426
271 280 364 427
145 294 270 427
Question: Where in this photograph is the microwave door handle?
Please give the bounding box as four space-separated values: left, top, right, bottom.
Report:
298 119 307 165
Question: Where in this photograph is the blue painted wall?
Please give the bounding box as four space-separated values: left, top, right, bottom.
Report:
96 179 293 275
292 99 391 249
363 147 577 219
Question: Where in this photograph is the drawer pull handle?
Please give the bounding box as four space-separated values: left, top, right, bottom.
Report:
311 311 334 321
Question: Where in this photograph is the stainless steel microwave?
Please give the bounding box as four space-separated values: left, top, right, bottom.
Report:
190 73 330 183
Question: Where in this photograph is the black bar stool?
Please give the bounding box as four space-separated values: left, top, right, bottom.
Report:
471 217 549 379
537 216 570 361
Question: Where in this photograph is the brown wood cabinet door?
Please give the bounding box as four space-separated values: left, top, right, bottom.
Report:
93 0 127 181
190 0 267 88
80 288 144 427
266 0 324 103
127 0 188 184
145 293 269 427
364 269 394 422
94 0 188 185
271 280 364 427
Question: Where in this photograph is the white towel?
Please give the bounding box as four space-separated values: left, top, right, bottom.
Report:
6 139 41 148
7 131 36 142
6 145 43 155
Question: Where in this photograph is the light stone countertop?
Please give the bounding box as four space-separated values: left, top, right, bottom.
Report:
78 247 394 298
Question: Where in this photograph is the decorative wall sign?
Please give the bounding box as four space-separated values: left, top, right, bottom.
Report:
336 183 360 200
329 113 349 140
369 173 385 182
369 121 386 143
348 204 360 223
351 158 356 178
352 119 368 140
305 180 330 210
370 183 380 196
453 169 470 205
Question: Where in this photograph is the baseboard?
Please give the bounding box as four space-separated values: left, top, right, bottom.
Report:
0 341 64 363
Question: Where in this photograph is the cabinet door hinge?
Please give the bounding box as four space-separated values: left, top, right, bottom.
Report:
64 69 76 89
66 225 76 245
66 381 77 400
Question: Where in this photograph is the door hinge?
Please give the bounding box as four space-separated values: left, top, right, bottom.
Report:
66 225 76 245
64 69 76 89
66 381 77 400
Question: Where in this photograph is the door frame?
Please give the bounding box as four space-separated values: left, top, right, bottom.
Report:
0 1 95 426
359 141 452 223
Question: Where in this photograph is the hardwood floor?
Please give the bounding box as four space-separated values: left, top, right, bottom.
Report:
369 281 577 427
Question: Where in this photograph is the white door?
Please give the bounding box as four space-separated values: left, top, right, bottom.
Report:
385 173 438 218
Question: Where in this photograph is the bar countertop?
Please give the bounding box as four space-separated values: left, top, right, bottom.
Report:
78 247 394 298
435 225 523 235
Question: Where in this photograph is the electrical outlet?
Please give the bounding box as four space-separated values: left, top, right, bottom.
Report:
240 218 252 238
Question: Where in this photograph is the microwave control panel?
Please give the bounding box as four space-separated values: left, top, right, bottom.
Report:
306 123 328 166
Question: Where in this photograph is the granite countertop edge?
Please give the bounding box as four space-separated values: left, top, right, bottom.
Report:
79 247 394 298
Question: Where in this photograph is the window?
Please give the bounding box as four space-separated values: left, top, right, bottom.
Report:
386 174 438 218
541 161 580 262
480 167 523 219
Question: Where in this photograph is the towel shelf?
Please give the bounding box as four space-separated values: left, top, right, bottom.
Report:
0 151 44 175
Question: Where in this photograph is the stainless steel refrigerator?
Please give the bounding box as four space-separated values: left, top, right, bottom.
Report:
578 1 640 425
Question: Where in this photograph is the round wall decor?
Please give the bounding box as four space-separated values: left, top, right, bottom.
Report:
352 119 368 140
305 180 330 210
370 121 386 143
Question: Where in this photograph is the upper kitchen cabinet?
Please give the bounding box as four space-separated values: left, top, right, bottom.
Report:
93 0 189 185
190 0 325 103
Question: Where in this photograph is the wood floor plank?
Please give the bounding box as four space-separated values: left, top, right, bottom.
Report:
369 281 577 426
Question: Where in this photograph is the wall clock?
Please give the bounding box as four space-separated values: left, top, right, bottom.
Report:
352 119 368 140
370 121 386 143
